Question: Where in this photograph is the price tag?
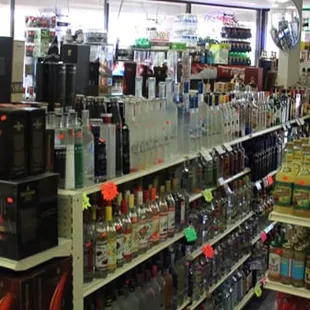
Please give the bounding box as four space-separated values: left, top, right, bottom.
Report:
297 119 302 125
282 124 287 131
300 118 305 125
286 121 292 129
215 145 226 155
224 143 233 152
255 181 262 191
260 232 267 242
202 189 213 202
203 244 215 258
267 175 274 186
218 177 225 186
254 283 263 297
201 149 212 162
82 192 91 210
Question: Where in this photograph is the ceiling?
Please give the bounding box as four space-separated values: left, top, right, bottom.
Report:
1 0 310 10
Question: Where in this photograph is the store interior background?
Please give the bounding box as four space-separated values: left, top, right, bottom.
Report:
1 0 308 65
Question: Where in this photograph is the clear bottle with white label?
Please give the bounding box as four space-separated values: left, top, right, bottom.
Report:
165 180 176 238
159 185 169 241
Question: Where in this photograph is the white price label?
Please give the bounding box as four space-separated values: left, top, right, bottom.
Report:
215 146 226 155
224 143 233 152
218 177 225 186
300 118 305 125
255 181 262 191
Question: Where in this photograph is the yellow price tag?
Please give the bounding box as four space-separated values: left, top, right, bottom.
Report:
202 189 213 202
254 284 262 297
82 192 91 210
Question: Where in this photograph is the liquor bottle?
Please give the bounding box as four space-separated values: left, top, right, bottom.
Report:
135 271 148 310
163 252 173 310
176 245 186 307
65 112 76 189
169 246 178 310
129 194 139 258
150 187 160 246
137 189 148 254
143 190 154 249
91 119 107 182
159 186 169 241
54 114 67 188
106 206 117 273
114 195 124 268
94 207 108 279
127 279 140 310
121 198 132 262
104 290 120 310
119 100 131 175
83 210 94 283
81 110 95 186
166 180 176 238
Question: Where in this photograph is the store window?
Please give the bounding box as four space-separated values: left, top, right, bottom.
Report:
191 4 258 65
108 0 186 46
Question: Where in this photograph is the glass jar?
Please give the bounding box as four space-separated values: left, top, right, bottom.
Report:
281 242 293 285
292 244 306 287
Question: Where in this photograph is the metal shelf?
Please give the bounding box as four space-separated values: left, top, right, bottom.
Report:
61 116 310 197
250 222 277 245
265 276 310 299
177 298 191 310
188 212 254 261
0 238 72 271
234 288 255 310
189 168 250 203
269 212 310 228
189 253 251 310
83 232 184 297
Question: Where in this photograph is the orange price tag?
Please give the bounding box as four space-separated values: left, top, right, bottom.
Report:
267 175 274 186
203 244 215 259
101 182 119 202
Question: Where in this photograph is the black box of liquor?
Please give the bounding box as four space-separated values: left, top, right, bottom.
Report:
0 105 46 176
0 37 13 103
0 173 59 260
61 44 90 95
0 107 27 179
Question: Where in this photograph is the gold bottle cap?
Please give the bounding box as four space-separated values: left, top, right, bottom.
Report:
117 193 122 206
129 194 134 209
165 180 171 193
105 206 113 221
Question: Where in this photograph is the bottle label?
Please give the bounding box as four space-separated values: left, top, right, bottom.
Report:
74 143 84 188
132 222 139 253
305 267 310 284
138 220 148 248
269 253 281 276
292 260 305 281
293 184 310 210
95 240 107 269
107 239 116 269
159 212 168 238
146 219 153 244
273 181 293 206
168 208 175 232
152 215 160 241
123 232 132 257
116 234 124 262
180 202 186 224
280 257 292 278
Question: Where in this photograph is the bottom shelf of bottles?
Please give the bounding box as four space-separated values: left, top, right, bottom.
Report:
188 253 252 310
265 276 310 299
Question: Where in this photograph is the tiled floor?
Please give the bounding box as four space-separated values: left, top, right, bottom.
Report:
244 291 276 310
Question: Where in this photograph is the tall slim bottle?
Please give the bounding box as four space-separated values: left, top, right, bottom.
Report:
143 190 154 249
65 112 76 189
166 180 176 238
82 110 95 185
105 206 117 273
121 198 132 262
137 190 148 254
159 186 169 241
150 187 160 246
129 194 139 258
114 195 124 268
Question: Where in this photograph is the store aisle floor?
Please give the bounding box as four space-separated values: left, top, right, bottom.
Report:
244 291 276 310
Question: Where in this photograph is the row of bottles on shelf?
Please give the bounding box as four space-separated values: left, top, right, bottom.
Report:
274 137 310 218
228 53 251 66
221 27 252 40
84 217 269 310
221 41 251 53
268 225 310 290
48 82 308 190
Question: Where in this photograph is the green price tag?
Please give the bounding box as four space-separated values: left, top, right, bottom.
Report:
82 192 91 210
254 284 262 297
184 226 197 242
202 189 213 202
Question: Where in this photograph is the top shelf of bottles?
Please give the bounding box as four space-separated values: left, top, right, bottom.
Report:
58 116 310 197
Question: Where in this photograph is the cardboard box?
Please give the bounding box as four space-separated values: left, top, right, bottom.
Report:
0 173 58 260
36 258 73 310
0 107 27 179
0 271 35 310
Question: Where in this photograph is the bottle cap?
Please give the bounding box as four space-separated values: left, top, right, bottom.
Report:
105 206 113 221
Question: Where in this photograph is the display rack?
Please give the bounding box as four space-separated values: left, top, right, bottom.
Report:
55 115 310 310
269 211 310 228
234 288 255 310
265 277 310 299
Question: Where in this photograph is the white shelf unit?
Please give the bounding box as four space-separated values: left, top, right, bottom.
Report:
265 277 310 299
234 288 255 310
0 238 71 271
269 211 310 228
55 116 310 310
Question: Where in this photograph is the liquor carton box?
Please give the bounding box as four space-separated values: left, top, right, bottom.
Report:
0 107 27 179
11 41 25 102
36 257 73 310
0 173 58 260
